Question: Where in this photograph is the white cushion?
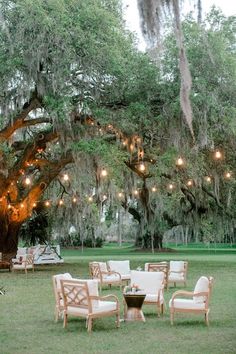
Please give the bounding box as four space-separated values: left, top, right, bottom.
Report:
168 273 184 281
54 273 73 291
108 260 130 275
103 274 121 282
145 293 164 304
193 276 209 303
169 261 185 272
130 271 164 294
169 298 205 310
120 274 131 281
87 279 99 309
67 300 117 316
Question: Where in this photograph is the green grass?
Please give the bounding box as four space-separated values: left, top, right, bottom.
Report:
1 245 236 354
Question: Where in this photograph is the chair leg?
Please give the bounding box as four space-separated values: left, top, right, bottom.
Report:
205 311 209 326
87 317 93 332
170 310 174 325
116 313 120 328
161 303 164 315
63 313 67 328
55 307 59 322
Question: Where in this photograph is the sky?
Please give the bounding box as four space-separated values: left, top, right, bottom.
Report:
123 0 236 50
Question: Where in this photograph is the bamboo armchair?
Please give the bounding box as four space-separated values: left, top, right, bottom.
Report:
89 262 122 291
168 261 188 288
52 273 73 322
169 276 214 325
12 254 34 274
130 270 165 316
60 279 120 332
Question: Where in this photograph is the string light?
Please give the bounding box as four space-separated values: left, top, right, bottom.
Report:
59 199 64 206
25 177 31 185
214 150 222 159
205 176 211 183
151 186 157 192
20 203 24 208
168 183 174 190
139 163 145 172
118 192 123 198
101 168 108 177
187 180 193 187
45 201 50 207
63 174 69 181
88 196 93 202
134 190 139 196
33 202 37 208
72 197 77 203
176 157 184 166
225 172 231 179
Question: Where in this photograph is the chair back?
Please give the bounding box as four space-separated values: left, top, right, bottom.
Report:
130 270 164 294
61 279 99 312
89 262 107 279
52 273 73 306
107 260 130 275
25 254 34 266
193 276 214 305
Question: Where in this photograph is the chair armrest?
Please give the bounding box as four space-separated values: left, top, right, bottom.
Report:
193 291 209 297
171 290 194 300
90 294 119 308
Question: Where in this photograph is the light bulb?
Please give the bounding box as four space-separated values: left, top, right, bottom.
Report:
215 150 222 159
63 174 69 181
25 177 31 185
101 168 107 177
176 157 184 166
139 163 145 172
187 180 193 186
152 187 157 192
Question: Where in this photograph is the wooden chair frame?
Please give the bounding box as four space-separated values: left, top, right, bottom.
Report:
89 262 122 291
61 279 120 332
169 276 214 326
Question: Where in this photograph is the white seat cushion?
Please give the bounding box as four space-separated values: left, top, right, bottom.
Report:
121 274 131 281
108 260 130 275
130 271 164 294
145 293 164 304
169 298 205 310
103 274 121 282
168 273 184 281
67 301 117 315
193 276 209 303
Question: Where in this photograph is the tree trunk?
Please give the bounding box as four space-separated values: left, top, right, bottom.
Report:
0 216 22 261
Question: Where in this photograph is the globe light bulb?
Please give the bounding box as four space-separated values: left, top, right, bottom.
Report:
139 163 145 171
101 168 107 177
215 150 222 159
63 174 69 181
176 157 184 166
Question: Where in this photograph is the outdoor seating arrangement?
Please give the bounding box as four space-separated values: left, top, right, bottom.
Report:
89 261 122 291
52 273 73 322
12 254 34 274
169 276 214 325
168 261 188 288
52 259 213 332
130 270 165 316
60 278 120 332
107 260 131 284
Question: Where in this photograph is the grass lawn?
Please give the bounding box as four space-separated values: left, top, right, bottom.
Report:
0 244 236 354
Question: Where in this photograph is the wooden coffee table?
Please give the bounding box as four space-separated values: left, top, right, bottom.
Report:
123 292 146 322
